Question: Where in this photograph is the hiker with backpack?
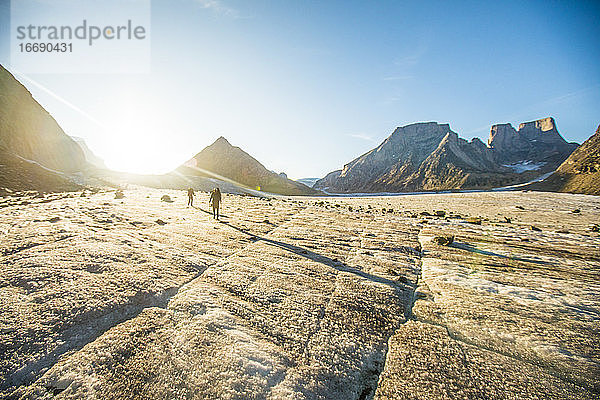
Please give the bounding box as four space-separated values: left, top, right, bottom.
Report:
209 188 222 219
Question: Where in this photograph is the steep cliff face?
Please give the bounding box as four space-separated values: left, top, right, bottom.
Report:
316 122 453 192
533 125 600 195
487 123 522 155
177 137 317 196
0 65 86 173
315 117 578 193
488 117 577 171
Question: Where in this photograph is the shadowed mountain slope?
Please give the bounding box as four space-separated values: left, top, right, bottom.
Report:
0 65 86 173
0 64 86 193
0 150 81 195
531 124 600 195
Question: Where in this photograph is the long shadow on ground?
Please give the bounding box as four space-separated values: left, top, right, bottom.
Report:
220 220 402 290
191 205 228 219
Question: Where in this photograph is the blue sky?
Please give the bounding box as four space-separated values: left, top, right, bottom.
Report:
1 0 599 178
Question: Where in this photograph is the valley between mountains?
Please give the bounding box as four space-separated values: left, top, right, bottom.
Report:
1 61 599 400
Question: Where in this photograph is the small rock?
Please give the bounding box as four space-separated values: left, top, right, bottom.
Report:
572 209 581 214
516 205 525 210
465 217 482 225
591 224 600 232
420 211 432 216
435 211 446 217
433 235 454 246
48 217 60 223
161 195 173 203
114 190 124 199
531 225 542 232
557 229 570 234
503 217 512 223
155 219 167 225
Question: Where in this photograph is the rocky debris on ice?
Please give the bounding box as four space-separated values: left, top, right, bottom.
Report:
1 189 598 399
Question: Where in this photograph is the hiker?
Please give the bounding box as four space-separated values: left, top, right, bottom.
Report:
187 187 195 207
209 188 222 219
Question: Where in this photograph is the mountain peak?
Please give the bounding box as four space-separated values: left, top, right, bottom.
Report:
390 122 451 137
178 137 316 195
211 136 232 147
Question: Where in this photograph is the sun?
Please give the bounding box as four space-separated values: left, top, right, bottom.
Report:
94 91 186 175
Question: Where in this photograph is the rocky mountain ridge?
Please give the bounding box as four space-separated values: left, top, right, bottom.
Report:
315 117 578 193
488 117 578 171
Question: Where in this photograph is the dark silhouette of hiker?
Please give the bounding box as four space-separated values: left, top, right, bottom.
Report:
187 188 195 207
209 188 222 219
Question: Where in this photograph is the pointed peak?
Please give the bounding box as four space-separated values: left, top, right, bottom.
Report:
205 136 235 151
213 136 231 146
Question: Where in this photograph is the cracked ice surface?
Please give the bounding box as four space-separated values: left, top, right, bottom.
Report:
374 191 600 399
1 189 599 399
1 189 420 399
